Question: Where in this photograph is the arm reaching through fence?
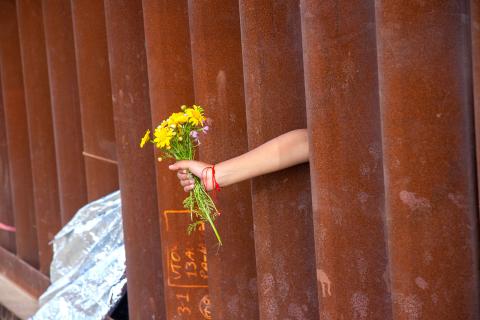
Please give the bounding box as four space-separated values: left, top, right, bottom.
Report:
168 128 309 192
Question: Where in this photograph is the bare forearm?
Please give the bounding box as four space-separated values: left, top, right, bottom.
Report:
215 129 308 187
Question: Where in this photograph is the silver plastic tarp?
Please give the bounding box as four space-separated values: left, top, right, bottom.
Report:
31 191 127 320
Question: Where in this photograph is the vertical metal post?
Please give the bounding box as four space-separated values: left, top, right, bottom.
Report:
376 0 480 318
16 0 62 275
472 0 480 221
104 0 166 318
187 1 259 318
239 1 319 318
300 1 392 318
42 0 87 225
0 0 38 268
0 74 16 253
71 0 119 201
142 1 209 319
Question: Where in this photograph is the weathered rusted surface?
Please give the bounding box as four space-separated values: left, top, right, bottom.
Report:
104 1 166 318
0 76 16 253
142 2 206 319
376 1 480 318
187 1 259 318
1 1 480 319
472 0 480 221
0 0 38 268
16 0 62 275
71 0 119 202
42 0 87 225
0 246 50 299
239 1 319 319
300 1 392 318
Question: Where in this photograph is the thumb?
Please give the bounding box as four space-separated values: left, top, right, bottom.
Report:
168 160 192 171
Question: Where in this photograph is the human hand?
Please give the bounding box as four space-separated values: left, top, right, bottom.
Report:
168 160 213 192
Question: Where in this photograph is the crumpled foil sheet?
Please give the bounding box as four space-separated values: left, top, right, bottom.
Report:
31 191 127 320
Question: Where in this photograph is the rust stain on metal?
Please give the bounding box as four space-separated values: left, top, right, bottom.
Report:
376 0 479 318
188 1 259 318
16 0 62 275
42 0 87 224
300 0 392 318
239 1 319 318
71 0 119 201
104 0 166 318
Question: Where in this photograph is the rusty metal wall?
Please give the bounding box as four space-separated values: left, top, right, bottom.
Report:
103 0 166 318
71 0 119 202
42 0 87 225
188 1 259 318
142 2 207 319
0 0 479 319
0 0 38 268
0 74 15 253
16 0 62 276
239 1 320 319
375 1 479 319
300 1 392 318
472 0 480 220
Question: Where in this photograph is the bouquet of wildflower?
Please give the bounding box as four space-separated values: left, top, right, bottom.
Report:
140 105 222 245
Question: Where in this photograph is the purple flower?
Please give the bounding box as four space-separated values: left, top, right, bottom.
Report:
190 131 198 139
201 126 209 134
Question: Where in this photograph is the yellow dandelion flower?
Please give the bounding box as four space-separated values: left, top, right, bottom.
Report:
153 126 175 149
140 130 151 148
168 112 189 126
159 120 168 129
185 105 206 127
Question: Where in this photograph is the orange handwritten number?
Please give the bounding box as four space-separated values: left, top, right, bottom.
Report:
185 261 198 278
176 293 190 302
185 248 195 261
177 305 192 316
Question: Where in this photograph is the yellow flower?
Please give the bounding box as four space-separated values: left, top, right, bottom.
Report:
185 105 205 126
159 120 168 128
153 126 175 149
140 130 150 148
168 112 188 126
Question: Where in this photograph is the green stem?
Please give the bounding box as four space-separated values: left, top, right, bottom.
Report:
192 178 222 245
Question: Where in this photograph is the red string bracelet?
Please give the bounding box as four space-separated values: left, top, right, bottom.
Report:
211 165 221 193
200 165 221 216
200 165 221 193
